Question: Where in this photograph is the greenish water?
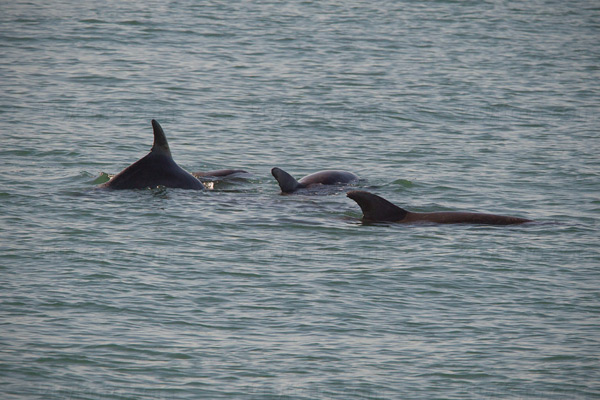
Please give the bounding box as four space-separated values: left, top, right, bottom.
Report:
1 1 599 399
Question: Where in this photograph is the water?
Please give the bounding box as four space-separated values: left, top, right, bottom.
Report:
1 1 599 399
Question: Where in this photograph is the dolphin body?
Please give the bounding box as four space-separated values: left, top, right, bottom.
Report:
347 190 532 225
100 120 205 190
271 167 358 193
192 169 249 179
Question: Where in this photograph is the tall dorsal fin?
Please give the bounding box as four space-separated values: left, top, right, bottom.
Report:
151 119 171 154
346 190 408 222
271 167 301 193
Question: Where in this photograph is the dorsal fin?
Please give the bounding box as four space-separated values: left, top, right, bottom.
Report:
347 190 408 222
271 167 301 193
151 119 171 155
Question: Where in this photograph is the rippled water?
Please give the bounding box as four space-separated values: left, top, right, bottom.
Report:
1 1 599 399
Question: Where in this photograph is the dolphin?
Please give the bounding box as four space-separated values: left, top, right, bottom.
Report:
347 190 532 225
100 120 205 190
192 169 249 179
271 167 358 193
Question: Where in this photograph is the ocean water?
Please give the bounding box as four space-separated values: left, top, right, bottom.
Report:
1 0 599 399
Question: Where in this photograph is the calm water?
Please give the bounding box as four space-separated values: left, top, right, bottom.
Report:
1 1 599 399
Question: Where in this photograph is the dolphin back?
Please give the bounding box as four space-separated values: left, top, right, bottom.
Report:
347 190 408 222
101 120 204 190
347 191 532 225
299 170 358 186
102 152 205 190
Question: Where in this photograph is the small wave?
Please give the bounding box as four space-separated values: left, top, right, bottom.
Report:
119 20 143 26
93 172 111 184
390 178 414 188
80 18 106 24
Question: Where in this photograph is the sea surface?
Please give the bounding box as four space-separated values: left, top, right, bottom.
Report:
1 1 599 399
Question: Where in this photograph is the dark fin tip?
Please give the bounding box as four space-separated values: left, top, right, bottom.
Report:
151 119 170 153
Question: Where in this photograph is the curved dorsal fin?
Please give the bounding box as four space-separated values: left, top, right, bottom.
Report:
151 119 171 155
271 167 301 193
346 190 408 222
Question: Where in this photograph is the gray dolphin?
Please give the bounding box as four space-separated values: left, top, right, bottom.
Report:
192 169 249 179
100 120 205 190
347 190 532 225
271 167 358 193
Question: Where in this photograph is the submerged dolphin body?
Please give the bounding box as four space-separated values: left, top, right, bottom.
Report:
347 190 532 225
271 167 358 193
192 169 249 179
100 120 205 190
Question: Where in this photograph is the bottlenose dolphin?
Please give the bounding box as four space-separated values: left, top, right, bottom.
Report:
192 169 249 178
347 191 532 225
100 120 205 190
271 167 358 193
